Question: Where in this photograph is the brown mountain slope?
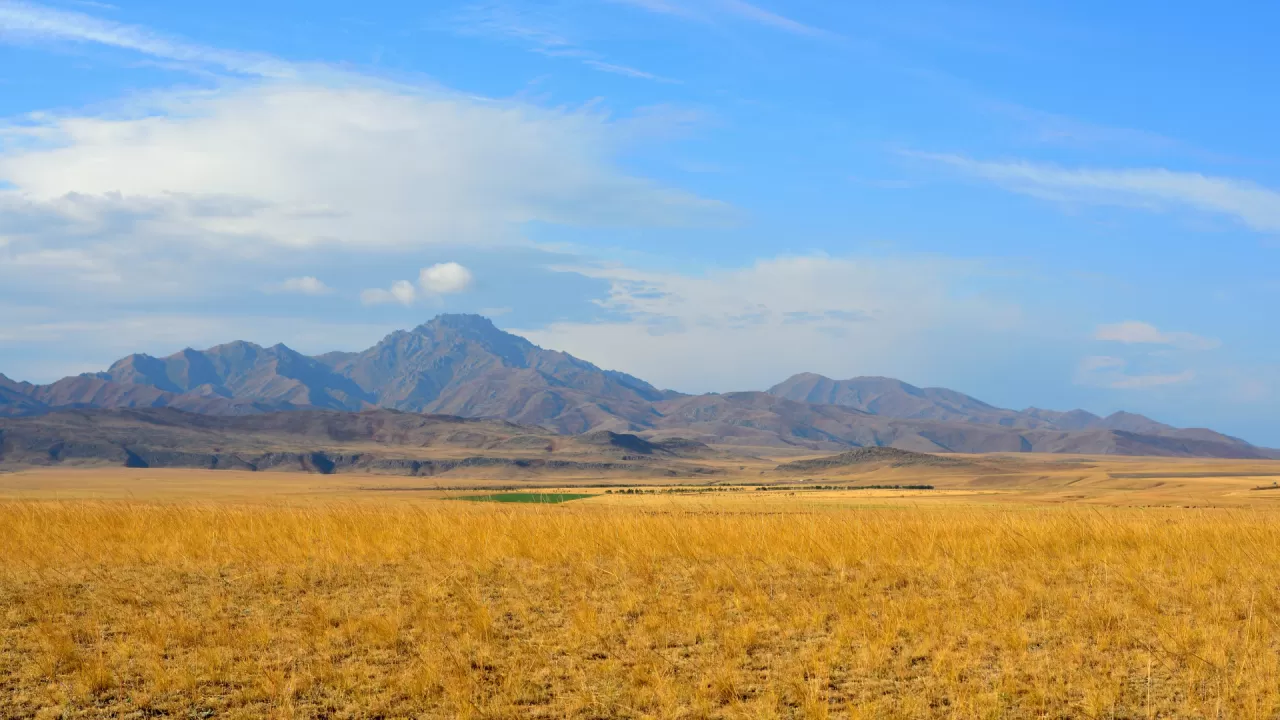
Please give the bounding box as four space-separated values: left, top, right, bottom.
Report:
1022 407 1105 430
769 373 1257 451
768 373 1053 428
646 392 1271 459
776 447 972 473
0 374 46 417
28 375 296 416
0 409 712 476
5 315 671 433
2 316 1271 459
319 315 669 431
97 341 372 411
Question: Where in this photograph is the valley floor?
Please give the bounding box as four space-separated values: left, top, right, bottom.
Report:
3 452 1280 507
2 462 1280 718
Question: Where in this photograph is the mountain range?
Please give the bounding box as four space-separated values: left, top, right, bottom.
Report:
2 314 1272 458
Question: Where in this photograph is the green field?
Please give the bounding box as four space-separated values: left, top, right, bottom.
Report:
459 492 594 504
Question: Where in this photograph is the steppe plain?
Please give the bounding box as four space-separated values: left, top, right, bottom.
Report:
2 452 1279 718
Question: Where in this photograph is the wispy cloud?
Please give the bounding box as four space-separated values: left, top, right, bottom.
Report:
1095 321 1219 351
1075 355 1196 390
581 59 666 81
66 0 117 10
715 0 826 36
271 276 332 296
1109 370 1196 389
455 2 674 82
914 152 1280 233
0 0 294 77
983 101 1191 155
611 0 829 37
608 0 694 17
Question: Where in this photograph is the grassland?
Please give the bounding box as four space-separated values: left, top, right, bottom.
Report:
460 492 594 504
4 452 1280 508
2 460 1280 718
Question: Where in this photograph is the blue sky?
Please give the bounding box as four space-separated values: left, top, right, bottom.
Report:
1 0 1277 444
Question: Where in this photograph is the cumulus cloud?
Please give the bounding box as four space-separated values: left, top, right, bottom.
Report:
516 254 1025 392
1095 321 1219 350
0 83 728 252
360 280 416 307
915 152 1280 233
419 262 473 294
0 79 730 308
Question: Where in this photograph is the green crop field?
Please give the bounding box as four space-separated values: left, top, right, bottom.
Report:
459 492 594 504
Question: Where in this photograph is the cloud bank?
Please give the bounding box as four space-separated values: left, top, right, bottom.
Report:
0 82 729 304
517 254 1026 392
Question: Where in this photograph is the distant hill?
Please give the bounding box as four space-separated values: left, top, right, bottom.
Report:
0 408 714 477
768 373 1259 454
2 315 1274 459
0 374 46 417
776 447 971 473
95 342 370 411
768 373 1048 428
646 391 1272 459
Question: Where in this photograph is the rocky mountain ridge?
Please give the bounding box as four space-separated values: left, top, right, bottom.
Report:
2 314 1273 459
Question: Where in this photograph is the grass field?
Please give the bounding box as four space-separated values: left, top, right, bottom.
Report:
2 463 1280 718
460 492 594 504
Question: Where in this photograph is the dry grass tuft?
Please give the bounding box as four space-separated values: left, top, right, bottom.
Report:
1 500 1278 718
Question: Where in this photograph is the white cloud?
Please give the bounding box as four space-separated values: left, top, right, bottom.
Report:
0 81 728 308
1095 321 1219 351
360 280 416 307
419 262 473 295
0 0 294 77
1075 355 1195 390
515 254 1024 392
0 83 726 256
275 276 331 296
915 152 1280 233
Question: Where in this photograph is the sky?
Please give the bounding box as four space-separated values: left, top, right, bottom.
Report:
0 0 1277 444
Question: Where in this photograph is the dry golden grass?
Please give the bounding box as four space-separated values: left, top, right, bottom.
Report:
6 452 1280 508
3 497 1279 719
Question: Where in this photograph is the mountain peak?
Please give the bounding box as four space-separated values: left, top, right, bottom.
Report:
206 340 265 353
782 371 828 382
407 314 528 350
1101 411 1171 434
0 373 32 392
418 313 500 332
